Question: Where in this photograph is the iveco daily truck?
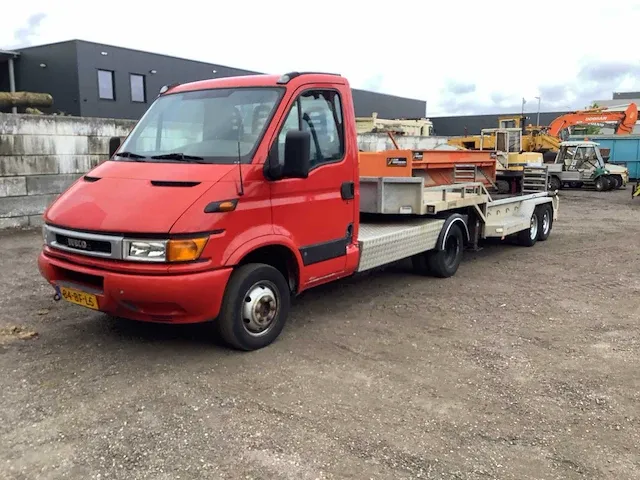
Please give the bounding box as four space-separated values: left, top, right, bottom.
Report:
38 72 560 350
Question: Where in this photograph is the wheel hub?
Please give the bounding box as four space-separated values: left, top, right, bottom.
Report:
542 211 550 234
242 283 278 336
530 215 538 240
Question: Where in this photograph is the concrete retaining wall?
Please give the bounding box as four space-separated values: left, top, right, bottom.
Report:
0 113 135 229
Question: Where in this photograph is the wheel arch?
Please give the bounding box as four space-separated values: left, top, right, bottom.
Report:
229 240 302 294
436 214 469 251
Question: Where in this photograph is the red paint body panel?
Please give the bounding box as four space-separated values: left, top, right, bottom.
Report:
44 161 236 233
38 251 232 324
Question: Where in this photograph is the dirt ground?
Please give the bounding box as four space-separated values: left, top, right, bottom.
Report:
1 188 639 480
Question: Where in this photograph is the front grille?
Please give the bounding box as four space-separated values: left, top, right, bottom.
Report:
55 233 112 254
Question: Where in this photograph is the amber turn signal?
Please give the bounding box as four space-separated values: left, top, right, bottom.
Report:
218 201 237 212
167 237 208 262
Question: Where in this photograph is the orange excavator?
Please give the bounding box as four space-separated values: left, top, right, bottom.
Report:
545 102 638 139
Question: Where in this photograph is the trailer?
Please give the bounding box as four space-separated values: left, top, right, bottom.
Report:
38 71 560 351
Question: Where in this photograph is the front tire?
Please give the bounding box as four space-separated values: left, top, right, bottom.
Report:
594 176 606 191
548 175 561 191
217 263 290 351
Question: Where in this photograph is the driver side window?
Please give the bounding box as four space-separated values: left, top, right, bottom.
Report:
275 89 344 168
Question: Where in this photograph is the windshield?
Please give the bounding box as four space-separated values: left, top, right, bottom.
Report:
116 87 284 164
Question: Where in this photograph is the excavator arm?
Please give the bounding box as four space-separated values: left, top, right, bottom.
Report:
546 103 638 137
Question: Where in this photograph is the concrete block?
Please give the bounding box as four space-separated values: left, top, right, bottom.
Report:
29 214 44 227
88 136 108 155
0 194 59 218
7 134 89 156
0 156 59 176
0 134 15 155
58 155 103 174
0 177 27 197
0 216 29 229
0 113 136 137
26 174 82 195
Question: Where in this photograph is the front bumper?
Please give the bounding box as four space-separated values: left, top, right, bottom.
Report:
38 251 232 324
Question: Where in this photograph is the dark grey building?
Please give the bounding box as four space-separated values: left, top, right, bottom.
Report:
1 39 426 120
613 91 640 100
430 111 571 137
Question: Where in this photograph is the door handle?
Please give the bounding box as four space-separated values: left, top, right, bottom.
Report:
340 181 354 200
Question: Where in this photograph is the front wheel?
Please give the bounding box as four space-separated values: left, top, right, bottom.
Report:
594 176 606 191
217 263 290 351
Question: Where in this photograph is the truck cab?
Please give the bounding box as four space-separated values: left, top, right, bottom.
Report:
39 72 361 348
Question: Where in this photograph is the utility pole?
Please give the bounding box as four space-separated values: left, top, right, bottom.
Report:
535 96 541 126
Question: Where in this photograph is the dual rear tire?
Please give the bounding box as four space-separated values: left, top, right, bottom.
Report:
517 203 553 246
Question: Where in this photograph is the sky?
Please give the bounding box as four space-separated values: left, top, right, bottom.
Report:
3 0 640 117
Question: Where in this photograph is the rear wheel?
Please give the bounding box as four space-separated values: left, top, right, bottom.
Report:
517 210 539 247
217 263 290 351
412 223 464 278
537 204 553 241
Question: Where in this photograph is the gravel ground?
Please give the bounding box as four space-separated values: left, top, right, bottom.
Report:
1 188 639 480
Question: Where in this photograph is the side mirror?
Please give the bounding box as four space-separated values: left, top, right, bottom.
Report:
281 130 310 179
108 136 122 158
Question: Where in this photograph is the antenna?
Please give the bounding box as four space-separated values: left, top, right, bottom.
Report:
236 140 244 196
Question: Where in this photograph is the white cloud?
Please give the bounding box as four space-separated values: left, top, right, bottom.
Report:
3 0 640 116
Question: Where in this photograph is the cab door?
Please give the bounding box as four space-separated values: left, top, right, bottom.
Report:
268 86 355 285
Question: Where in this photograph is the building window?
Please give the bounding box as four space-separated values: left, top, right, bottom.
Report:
130 74 146 103
97 69 115 100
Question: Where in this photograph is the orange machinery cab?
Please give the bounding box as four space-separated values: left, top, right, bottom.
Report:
358 149 497 187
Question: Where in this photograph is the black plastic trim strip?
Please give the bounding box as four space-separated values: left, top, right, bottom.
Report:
299 223 353 266
150 180 201 187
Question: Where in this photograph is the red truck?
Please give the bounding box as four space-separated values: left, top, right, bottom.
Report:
38 72 559 350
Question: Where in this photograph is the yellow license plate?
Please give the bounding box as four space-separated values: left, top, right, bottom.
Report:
59 286 99 310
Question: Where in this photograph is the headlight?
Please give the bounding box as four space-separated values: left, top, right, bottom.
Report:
123 239 167 262
122 237 208 262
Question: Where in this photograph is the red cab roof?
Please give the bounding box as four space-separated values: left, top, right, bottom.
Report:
166 72 347 95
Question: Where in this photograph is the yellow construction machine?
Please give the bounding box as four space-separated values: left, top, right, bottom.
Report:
449 127 544 193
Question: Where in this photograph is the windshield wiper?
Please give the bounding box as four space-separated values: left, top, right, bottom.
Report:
114 151 147 159
151 153 206 162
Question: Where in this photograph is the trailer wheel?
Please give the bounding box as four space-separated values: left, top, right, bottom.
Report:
517 210 539 247
412 223 464 278
537 204 553 241
217 263 290 351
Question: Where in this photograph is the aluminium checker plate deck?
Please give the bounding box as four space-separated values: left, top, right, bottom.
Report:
356 218 445 272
